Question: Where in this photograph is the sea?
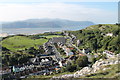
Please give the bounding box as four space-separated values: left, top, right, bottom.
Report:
1 26 87 35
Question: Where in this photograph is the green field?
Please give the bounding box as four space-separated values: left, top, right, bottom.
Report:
1 36 48 51
1 35 65 51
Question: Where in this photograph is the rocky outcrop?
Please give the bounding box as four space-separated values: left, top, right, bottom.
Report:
74 67 92 78
52 54 119 79
74 56 119 78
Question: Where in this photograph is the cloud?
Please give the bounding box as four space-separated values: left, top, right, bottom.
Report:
0 3 117 23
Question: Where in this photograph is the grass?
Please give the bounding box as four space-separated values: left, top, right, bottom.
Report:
26 72 74 79
1 36 48 51
1 35 65 51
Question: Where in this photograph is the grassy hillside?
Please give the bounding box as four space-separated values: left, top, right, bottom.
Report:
68 24 119 54
1 36 48 51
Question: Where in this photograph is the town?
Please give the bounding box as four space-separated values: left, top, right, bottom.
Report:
1 29 119 79
1 31 86 78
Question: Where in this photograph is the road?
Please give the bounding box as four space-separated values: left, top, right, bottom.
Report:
52 45 63 61
67 36 92 62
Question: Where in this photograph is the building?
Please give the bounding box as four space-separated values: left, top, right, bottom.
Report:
77 40 81 47
43 42 54 54
71 34 76 38
82 48 91 54
62 46 74 56
57 42 64 48
103 50 115 58
62 31 69 36
50 37 66 44
105 33 113 36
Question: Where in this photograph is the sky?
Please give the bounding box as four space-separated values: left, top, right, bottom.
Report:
0 0 118 24
0 0 119 2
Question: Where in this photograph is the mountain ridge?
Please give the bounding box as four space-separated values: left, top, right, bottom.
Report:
2 18 94 28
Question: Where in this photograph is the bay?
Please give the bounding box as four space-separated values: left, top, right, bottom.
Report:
2 26 86 35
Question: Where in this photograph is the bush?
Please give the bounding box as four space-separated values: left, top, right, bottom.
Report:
66 64 77 72
61 67 66 72
76 56 89 67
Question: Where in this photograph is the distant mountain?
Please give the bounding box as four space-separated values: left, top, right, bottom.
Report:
2 18 94 28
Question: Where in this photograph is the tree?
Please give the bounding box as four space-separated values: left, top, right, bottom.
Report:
76 56 88 67
2 47 10 51
91 57 96 65
61 67 66 72
98 24 102 27
26 47 38 55
66 64 77 72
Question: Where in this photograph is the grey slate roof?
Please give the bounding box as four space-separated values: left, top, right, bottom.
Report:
50 37 66 44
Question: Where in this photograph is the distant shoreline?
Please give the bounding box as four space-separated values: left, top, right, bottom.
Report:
1 26 85 36
0 29 63 37
2 28 62 35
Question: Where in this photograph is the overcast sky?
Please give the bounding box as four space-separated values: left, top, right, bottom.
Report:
0 0 118 24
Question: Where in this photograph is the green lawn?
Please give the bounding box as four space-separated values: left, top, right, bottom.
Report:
1 36 48 51
1 35 65 51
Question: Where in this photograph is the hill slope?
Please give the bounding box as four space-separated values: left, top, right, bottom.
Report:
68 24 119 54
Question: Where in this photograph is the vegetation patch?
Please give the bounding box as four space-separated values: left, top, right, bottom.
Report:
68 24 119 54
1 36 48 51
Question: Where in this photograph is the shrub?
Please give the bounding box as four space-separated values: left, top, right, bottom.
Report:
76 56 89 67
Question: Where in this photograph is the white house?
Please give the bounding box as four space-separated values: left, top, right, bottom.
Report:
105 33 113 36
82 48 85 53
77 40 80 47
58 61 63 67
103 50 115 58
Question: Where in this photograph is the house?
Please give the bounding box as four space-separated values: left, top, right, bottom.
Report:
62 31 69 36
39 45 43 50
71 34 76 39
67 52 74 56
65 48 73 56
79 53 85 56
105 33 113 36
60 60 67 66
50 37 66 44
69 47 74 50
82 48 85 53
45 46 53 54
30 56 39 63
41 58 49 62
43 41 54 54
71 34 76 42
58 61 63 67
62 46 73 56
76 40 81 47
82 48 91 54
103 50 115 58
57 42 64 48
